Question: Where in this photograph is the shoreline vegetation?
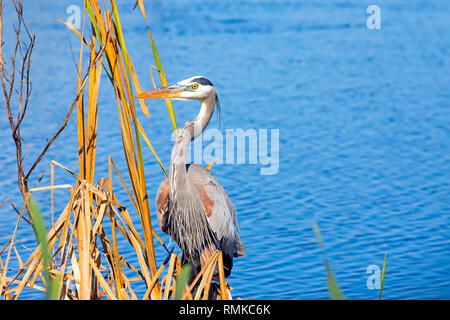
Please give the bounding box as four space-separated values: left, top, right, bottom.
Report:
0 0 387 301
0 0 232 300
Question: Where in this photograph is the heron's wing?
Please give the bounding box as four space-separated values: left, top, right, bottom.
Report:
156 178 169 234
187 164 246 258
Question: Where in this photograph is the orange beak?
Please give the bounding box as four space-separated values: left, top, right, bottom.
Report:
135 85 183 99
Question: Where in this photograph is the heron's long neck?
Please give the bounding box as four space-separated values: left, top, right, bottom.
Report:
169 93 215 196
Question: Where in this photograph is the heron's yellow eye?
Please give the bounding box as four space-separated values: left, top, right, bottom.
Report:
192 84 198 90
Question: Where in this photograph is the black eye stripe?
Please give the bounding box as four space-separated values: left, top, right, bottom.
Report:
190 77 213 86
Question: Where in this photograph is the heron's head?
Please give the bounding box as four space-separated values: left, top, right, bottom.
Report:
135 76 217 101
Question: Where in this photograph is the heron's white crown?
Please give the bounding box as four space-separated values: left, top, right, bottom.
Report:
176 76 215 100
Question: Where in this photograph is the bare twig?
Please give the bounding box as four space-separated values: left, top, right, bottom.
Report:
24 34 109 182
0 0 109 203
0 0 31 197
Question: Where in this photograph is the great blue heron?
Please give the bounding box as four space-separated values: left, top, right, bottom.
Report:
136 76 246 280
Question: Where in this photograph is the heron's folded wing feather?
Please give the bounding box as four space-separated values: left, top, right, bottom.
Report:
156 178 170 233
187 164 244 258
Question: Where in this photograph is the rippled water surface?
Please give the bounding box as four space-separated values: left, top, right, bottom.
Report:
1 0 449 299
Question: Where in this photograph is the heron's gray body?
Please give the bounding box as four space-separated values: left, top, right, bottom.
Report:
155 76 245 278
157 163 245 276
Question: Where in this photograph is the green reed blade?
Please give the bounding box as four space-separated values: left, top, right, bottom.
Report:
313 223 345 300
175 264 192 300
379 252 387 300
28 197 60 300
134 2 178 134
85 0 102 46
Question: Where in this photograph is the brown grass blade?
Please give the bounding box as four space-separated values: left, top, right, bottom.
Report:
90 256 117 300
57 19 92 49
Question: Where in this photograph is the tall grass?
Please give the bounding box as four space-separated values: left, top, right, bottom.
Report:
0 0 232 300
313 223 345 300
379 252 387 300
313 224 388 300
27 197 60 300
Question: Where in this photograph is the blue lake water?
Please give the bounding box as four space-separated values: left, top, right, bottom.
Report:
0 0 449 299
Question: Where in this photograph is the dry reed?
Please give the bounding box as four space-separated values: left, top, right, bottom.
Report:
0 0 234 300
